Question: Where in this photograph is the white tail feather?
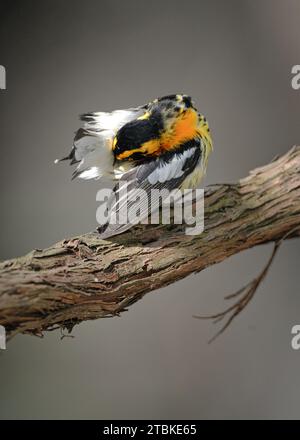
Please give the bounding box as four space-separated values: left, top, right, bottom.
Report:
57 106 146 180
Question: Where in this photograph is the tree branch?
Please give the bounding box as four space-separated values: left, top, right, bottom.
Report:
1 146 300 340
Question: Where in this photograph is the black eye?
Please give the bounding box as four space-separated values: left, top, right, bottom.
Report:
182 95 192 108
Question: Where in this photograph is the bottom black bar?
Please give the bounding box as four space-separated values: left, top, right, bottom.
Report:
1 420 300 438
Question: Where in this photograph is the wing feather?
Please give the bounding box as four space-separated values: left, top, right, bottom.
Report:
98 142 201 238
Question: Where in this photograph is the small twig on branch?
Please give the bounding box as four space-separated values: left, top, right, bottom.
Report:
0 146 300 340
194 225 300 343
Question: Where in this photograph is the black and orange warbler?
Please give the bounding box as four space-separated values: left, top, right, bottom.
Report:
55 94 213 237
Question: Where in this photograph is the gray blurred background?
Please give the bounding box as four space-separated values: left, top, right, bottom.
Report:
0 0 300 420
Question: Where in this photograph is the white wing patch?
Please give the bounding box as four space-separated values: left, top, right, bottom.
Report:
98 145 201 239
147 147 196 184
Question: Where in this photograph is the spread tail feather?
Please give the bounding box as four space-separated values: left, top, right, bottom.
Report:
54 105 146 180
54 146 78 165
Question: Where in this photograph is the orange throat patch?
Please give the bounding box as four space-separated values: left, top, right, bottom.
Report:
115 108 201 161
140 108 199 156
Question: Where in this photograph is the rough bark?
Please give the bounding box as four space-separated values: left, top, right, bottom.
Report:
1 146 300 340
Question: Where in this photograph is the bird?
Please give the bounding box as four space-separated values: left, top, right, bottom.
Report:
55 94 213 238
